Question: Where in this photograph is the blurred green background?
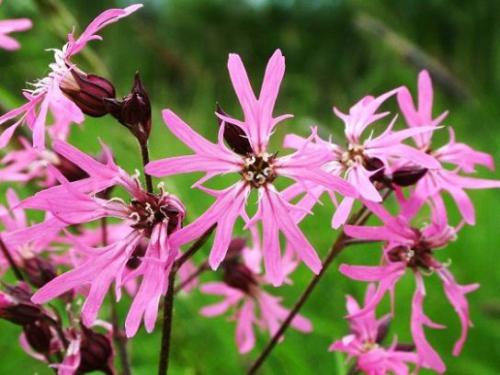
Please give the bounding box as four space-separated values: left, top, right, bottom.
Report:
1 0 499 374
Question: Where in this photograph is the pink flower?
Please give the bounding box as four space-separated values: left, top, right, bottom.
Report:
283 88 439 228
329 285 418 375
0 4 142 149
340 196 479 373
0 188 64 284
200 237 311 353
0 137 89 186
146 49 357 285
398 70 500 224
5 140 184 337
0 12 32 51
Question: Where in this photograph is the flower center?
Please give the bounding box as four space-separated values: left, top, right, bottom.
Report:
128 192 181 235
361 341 379 352
387 237 434 270
341 144 365 168
240 153 276 189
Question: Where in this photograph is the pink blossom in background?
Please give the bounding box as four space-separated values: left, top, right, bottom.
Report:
330 285 418 374
398 70 500 224
0 3 32 51
200 237 311 353
146 49 357 286
340 195 479 373
283 89 440 229
5 140 185 337
0 4 142 149
0 188 67 284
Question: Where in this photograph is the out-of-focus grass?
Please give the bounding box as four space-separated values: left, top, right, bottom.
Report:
0 0 499 373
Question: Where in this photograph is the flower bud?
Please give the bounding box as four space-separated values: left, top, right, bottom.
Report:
364 157 387 184
21 255 57 289
0 284 44 326
223 262 258 294
55 152 89 182
23 321 53 354
216 103 253 155
375 315 391 343
78 325 114 375
106 72 151 144
391 166 428 187
126 241 147 270
60 68 116 117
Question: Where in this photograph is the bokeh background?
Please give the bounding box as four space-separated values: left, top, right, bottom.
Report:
1 0 499 373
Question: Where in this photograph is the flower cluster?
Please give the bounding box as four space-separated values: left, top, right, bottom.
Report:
0 3 498 374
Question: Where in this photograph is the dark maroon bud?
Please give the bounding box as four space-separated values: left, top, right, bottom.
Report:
23 321 53 354
375 315 391 343
0 284 44 326
220 238 247 269
216 103 253 155
21 256 57 289
394 343 416 352
106 72 151 144
79 325 114 374
364 157 387 183
126 241 148 270
60 68 116 117
223 263 258 294
391 166 428 187
55 153 89 182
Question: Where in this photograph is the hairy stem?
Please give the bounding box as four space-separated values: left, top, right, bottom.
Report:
247 191 392 374
0 236 25 282
101 217 132 375
157 224 216 375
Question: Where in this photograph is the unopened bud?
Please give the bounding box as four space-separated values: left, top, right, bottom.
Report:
106 72 151 144
60 68 116 117
23 321 53 354
394 343 416 352
391 166 428 187
79 325 113 375
216 103 253 155
21 256 57 289
55 153 89 182
0 284 44 326
223 263 258 294
364 157 386 184
375 315 391 344
126 241 147 270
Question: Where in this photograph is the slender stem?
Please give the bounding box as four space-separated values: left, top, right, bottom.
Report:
110 297 132 375
157 270 176 375
101 217 132 375
247 230 351 375
157 224 217 375
0 236 25 282
139 140 154 194
175 224 216 269
174 262 208 294
248 191 393 373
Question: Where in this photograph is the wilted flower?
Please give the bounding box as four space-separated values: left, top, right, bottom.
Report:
330 285 418 374
146 49 357 285
340 195 479 373
0 4 142 149
200 237 311 353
